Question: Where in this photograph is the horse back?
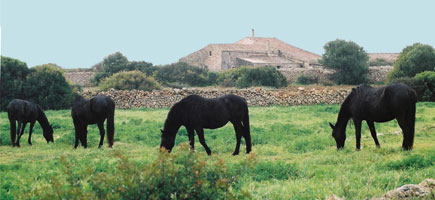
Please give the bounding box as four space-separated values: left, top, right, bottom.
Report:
351 84 415 122
7 99 38 122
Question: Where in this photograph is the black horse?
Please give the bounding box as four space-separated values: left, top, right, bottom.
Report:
329 83 417 150
160 94 252 155
7 99 54 147
71 94 115 148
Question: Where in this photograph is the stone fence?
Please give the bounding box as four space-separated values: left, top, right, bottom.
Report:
80 86 353 109
278 66 393 84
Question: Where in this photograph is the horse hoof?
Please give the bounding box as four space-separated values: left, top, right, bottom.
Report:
232 152 239 156
356 148 361 151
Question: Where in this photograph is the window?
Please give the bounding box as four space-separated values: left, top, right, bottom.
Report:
209 51 212 56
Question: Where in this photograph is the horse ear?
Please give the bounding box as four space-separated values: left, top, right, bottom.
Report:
329 122 335 129
160 129 164 134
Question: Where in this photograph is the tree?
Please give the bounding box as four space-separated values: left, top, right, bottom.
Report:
24 64 75 110
0 56 30 110
126 61 157 76
320 39 369 85
387 43 435 82
93 52 129 84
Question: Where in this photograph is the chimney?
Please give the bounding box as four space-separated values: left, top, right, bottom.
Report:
251 29 255 40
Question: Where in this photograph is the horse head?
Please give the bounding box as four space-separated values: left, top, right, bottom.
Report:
43 124 54 143
329 122 345 149
160 129 175 153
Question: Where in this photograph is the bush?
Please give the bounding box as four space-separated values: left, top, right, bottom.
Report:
99 70 161 91
24 64 76 110
22 144 251 200
237 67 287 88
154 62 211 87
217 67 248 87
392 71 435 101
297 74 319 85
320 39 369 85
415 71 435 101
0 56 30 111
217 66 287 88
387 43 435 82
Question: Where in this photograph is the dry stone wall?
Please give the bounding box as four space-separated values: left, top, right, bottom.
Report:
80 86 352 109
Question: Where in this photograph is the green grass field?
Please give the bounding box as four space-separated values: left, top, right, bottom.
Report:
1 103 434 199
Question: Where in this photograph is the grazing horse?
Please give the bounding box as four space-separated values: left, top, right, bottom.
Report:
7 99 54 147
71 95 115 148
160 94 252 155
329 83 417 150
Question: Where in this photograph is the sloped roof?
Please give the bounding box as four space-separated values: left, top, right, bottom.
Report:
235 37 321 63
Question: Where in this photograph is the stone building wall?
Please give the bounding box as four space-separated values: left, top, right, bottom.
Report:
64 72 94 86
80 86 353 109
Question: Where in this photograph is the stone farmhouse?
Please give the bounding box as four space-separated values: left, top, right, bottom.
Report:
179 30 322 71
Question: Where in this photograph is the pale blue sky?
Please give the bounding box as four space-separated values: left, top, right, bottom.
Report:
1 0 434 68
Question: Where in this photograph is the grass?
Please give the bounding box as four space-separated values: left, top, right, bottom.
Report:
0 102 434 199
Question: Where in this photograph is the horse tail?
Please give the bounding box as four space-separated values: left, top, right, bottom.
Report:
406 88 417 149
242 106 252 153
106 101 115 148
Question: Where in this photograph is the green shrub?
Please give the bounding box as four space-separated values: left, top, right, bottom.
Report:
217 66 287 88
155 62 211 87
217 67 248 87
236 67 287 88
0 56 30 111
22 144 251 200
99 70 161 91
392 71 435 101
24 64 76 110
297 74 319 85
387 43 435 82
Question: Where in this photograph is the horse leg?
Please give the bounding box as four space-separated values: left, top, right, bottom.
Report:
80 127 88 148
186 127 195 150
9 119 17 147
28 122 35 145
367 121 380 147
242 115 252 154
73 118 81 148
16 122 27 147
354 119 362 150
231 122 243 155
195 128 211 155
97 122 105 148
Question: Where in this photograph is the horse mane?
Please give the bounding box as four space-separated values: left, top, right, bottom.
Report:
35 104 51 130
